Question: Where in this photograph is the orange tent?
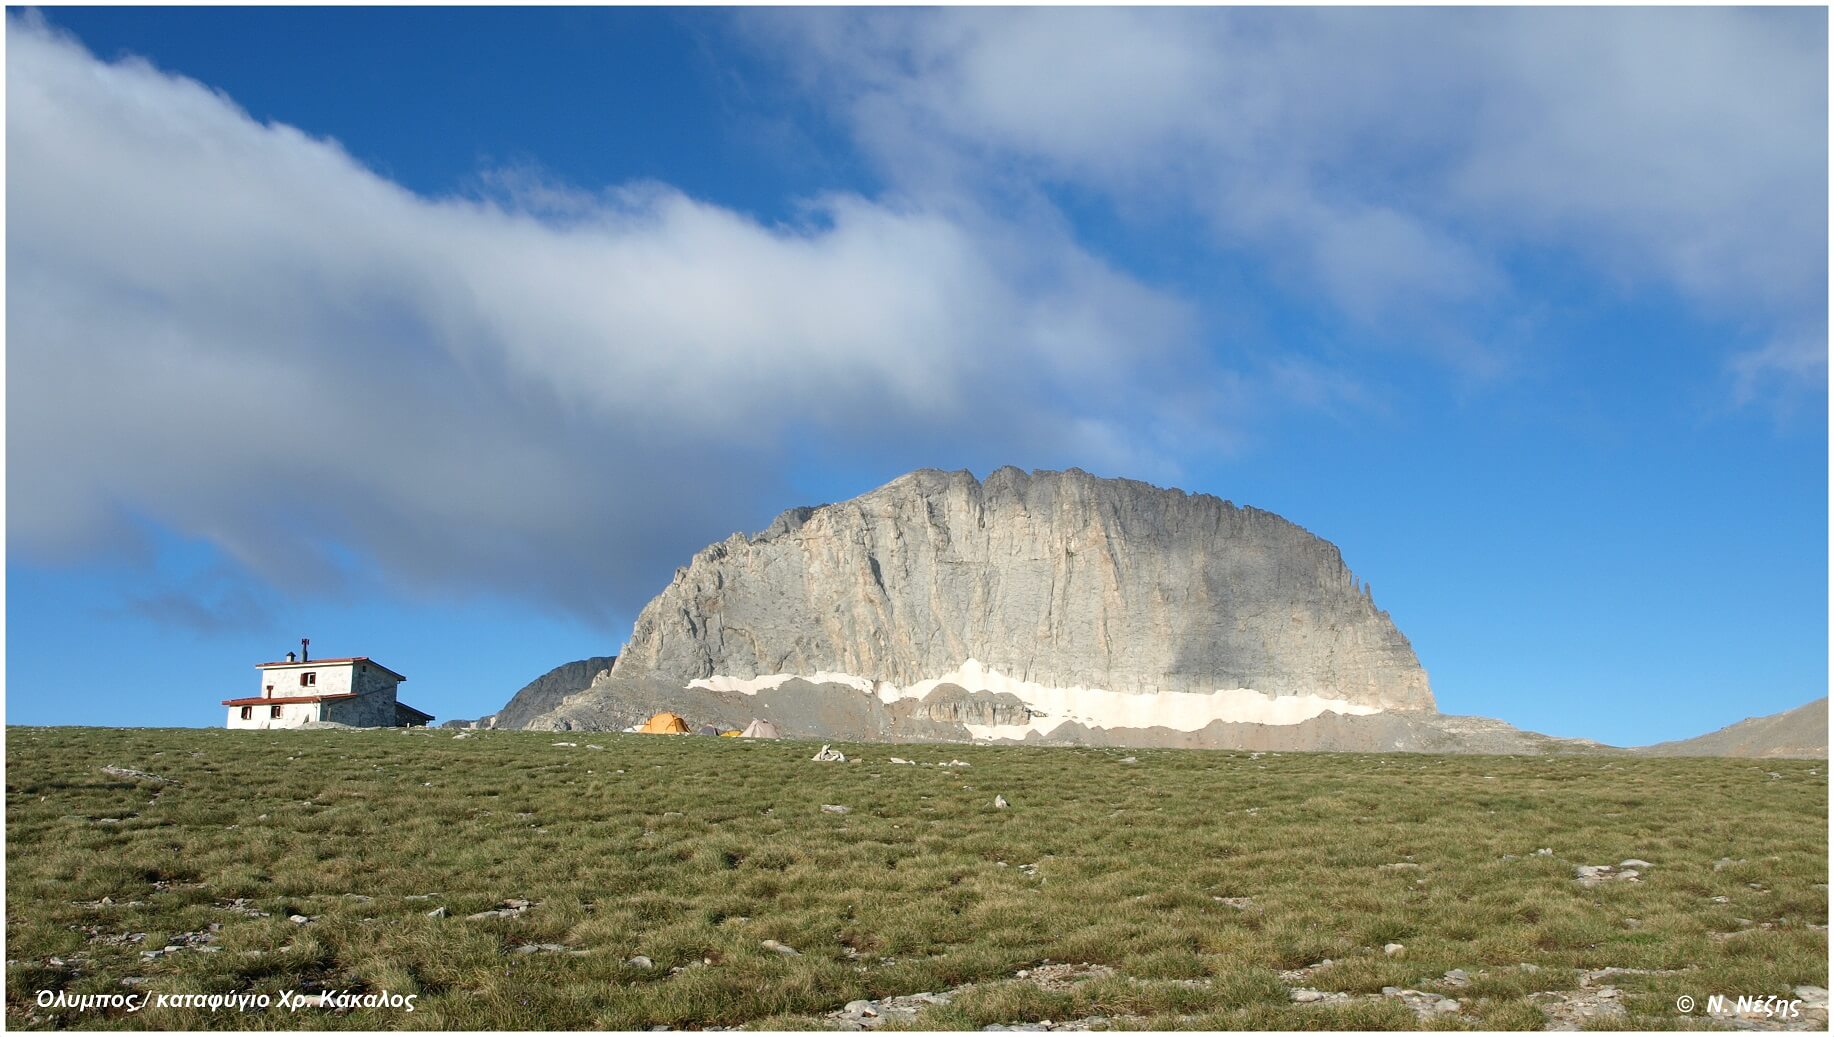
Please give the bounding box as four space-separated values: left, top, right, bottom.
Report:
637 712 690 734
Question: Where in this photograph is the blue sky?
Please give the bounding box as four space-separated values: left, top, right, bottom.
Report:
6 7 1826 745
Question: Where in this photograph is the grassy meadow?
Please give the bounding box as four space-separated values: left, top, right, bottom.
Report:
5 725 1827 1030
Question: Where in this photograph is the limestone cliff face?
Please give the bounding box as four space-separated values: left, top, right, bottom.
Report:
612 467 1434 712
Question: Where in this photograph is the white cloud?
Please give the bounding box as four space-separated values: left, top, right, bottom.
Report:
5 19 1216 615
752 7 1827 382
1730 333 1831 411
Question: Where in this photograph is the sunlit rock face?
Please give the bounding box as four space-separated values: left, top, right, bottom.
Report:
608 466 1434 728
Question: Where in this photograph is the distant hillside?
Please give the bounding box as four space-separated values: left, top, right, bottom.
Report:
1636 698 1828 759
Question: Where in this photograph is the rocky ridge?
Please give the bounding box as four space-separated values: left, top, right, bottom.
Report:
487 656 618 731
1634 698 1827 760
615 467 1433 712
500 467 1807 756
511 468 1506 749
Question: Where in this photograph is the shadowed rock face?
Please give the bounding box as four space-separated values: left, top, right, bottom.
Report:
491 656 618 731
612 467 1433 712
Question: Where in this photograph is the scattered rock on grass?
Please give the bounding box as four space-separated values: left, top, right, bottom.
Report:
821 804 852 815
1290 989 1330 1003
1383 943 1406 957
1287 982 1462 1020
812 745 846 763
627 955 653 969
100 766 174 785
761 939 801 956
139 929 219 959
1020 963 1116 991
826 990 953 1030
1576 864 1642 887
1529 985 1626 1028
994 795 1010 809
467 899 536 921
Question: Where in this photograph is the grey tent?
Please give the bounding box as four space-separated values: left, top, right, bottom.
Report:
739 718 781 739
695 724 721 736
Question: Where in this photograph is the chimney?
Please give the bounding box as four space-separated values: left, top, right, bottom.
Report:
286 651 297 663
301 638 310 663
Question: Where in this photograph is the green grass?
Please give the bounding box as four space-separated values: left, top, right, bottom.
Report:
6 726 1826 1030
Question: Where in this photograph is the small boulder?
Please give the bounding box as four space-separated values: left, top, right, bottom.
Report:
425 906 448 919
993 795 1010 809
812 745 847 763
627 955 654 969
1575 864 1621 886
760 939 801 956
821 804 852 815
1383 943 1406 957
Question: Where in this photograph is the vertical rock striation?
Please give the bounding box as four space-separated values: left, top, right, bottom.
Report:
611 467 1433 714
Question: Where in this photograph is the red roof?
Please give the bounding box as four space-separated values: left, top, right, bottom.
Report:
254 657 407 681
222 693 357 707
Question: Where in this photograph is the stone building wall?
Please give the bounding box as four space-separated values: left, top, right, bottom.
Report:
226 699 322 730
